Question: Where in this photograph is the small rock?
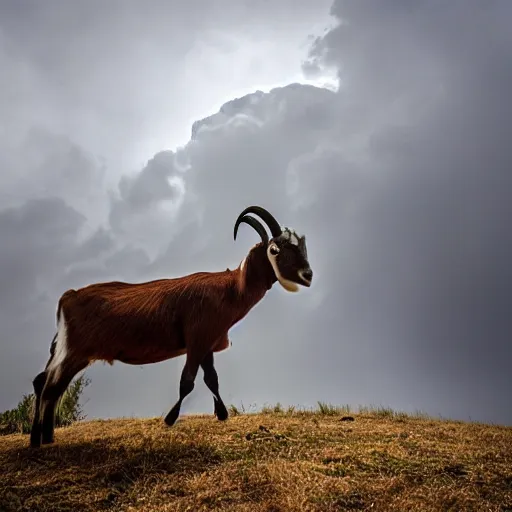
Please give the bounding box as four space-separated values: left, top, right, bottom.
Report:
340 416 355 422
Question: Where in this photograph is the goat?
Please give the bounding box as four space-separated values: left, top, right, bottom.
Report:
29 205 313 448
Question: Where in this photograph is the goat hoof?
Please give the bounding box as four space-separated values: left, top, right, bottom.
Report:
215 403 229 422
41 436 54 445
30 430 42 448
164 407 180 427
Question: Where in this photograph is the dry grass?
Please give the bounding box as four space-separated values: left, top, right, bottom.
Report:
1 407 511 511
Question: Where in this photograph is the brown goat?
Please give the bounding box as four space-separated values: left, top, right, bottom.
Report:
29 205 313 448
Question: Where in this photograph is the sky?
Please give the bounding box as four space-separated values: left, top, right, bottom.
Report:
1 0 511 426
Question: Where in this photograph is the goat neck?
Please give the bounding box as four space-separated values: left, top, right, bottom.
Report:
237 242 277 299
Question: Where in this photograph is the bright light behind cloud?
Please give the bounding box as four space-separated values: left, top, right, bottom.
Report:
137 19 338 162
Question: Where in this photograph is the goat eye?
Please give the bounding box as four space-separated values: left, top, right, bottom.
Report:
270 246 280 256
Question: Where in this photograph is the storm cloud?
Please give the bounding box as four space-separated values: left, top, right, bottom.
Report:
0 0 511 425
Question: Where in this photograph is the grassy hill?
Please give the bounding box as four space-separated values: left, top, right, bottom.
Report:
1 405 511 511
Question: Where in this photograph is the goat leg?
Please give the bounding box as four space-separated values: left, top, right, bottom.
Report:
164 359 199 426
201 352 228 421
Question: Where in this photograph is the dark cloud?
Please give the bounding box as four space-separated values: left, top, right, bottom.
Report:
294 0 512 422
0 198 85 297
0 197 90 403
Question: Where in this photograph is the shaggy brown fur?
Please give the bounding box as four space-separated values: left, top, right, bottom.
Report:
59 242 275 367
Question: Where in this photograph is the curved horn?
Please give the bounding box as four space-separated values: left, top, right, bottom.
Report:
234 206 282 238
233 215 269 244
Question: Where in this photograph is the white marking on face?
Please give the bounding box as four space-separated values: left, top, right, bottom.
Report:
47 311 68 381
282 227 300 246
266 244 300 293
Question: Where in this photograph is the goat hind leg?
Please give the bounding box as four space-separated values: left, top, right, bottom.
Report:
40 361 87 444
29 332 59 448
201 352 228 422
29 371 48 448
39 371 68 445
164 359 199 427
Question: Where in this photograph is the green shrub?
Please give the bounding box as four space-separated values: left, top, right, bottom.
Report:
0 374 90 435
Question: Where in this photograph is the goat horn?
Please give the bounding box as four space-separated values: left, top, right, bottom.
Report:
234 206 282 239
233 215 269 244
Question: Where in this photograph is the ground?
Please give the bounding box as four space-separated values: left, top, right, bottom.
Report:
1 406 511 511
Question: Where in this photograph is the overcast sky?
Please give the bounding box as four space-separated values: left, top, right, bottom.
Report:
1 0 511 426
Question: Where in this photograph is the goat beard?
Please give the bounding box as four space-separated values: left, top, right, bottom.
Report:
277 278 300 293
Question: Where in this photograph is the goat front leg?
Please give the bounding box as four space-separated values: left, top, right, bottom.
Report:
164 357 199 427
201 351 228 421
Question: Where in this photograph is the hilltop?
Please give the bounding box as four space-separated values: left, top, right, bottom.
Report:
1 406 511 511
